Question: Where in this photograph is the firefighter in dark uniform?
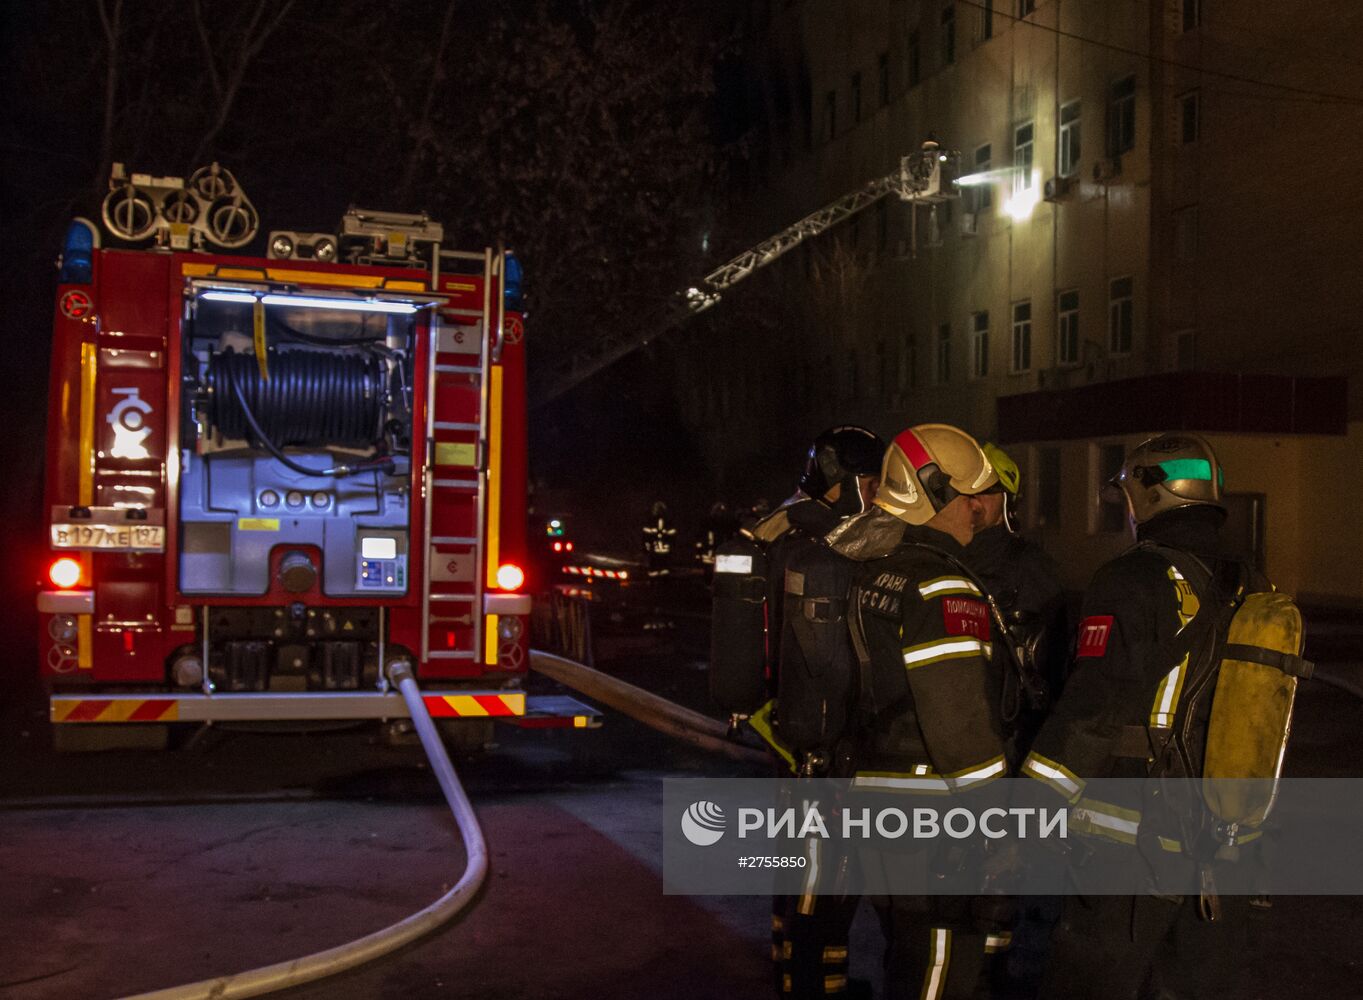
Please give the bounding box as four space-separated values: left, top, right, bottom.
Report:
642 500 677 576
1020 433 1253 1000
964 443 1068 996
829 424 1007 1000
738 425 885 999
966 442 1068 757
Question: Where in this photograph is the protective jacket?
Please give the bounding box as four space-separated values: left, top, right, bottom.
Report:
758 498 843 671
710 499 840 722
1020 507 1250 847
850 524 1008 791
964 525 1069 756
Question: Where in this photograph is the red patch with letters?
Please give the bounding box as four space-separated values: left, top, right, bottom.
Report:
942 597 991 641
1076 615 1115 658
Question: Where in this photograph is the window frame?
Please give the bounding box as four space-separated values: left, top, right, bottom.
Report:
941 4 956 66
936 323 952 385
1108 276 1134 356
878 51 891 106
971 311 990 379
1182 0 1201 32
1179 89 1200 145
825 89 837 141
1174 204 1198 262
1057 288 1080 367
1058 100 1082 177
972 143 993 214
1014 121 1035 194
1107 75 1136 158
851 71 863 123
1011 300 1032 373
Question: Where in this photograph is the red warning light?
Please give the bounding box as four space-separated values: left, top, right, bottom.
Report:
49 558 82 589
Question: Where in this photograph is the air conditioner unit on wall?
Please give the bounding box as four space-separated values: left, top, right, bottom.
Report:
960 212 978 235
1092 156 1122 183
1043 176 1074 201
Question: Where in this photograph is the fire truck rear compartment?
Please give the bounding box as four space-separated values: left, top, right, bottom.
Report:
177 294 414 691
179 296 415 599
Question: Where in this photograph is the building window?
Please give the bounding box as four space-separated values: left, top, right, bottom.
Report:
981 0 994 40
851 72 863 123
907 32 921 87
1097 443 1127 533
825 89 837 140
1059 100 1081 177
941 5 956 65
1057 289 1080 366
1176 329 1197 370
1108 75 1136 157
971 311 990 379
1182 0 1201 32
878 51 890 106
1014 122 1035 194
1011 301 1032 372
1039 447 1061 528
900 335 918 391
1175 205 1198 261
1019 0 1036 16
1179 89 1200 144
936 323 951 384
972 143 993 213
1108 276 1134 354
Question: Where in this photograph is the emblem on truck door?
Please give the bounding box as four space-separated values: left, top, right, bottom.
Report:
107 387 153 459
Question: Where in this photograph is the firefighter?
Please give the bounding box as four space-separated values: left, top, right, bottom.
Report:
709 425 884 999
830 424 1007 1000
642 500 677 577
965 442 1068 759
763 426 885 1000
964 443 1067 997
1021 433 1255 1000
695 500 738 576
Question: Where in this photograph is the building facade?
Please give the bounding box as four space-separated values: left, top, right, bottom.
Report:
681 0 1363 604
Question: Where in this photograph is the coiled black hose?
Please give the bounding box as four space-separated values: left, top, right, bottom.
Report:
207 349 384 448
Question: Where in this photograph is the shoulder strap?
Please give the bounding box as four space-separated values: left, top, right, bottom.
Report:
908 541 1046 713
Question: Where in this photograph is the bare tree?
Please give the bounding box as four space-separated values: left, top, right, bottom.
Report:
188 0 296 166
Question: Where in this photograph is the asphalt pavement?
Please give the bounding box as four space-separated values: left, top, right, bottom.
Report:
3 576 1363 999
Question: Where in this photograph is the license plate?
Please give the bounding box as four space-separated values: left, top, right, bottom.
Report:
51 523 165 552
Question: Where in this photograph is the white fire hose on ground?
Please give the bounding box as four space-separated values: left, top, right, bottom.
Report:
122 660 487 1000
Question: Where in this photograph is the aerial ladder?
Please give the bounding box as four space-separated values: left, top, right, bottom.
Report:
535 141 961 404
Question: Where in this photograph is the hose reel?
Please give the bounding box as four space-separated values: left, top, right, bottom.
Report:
205 349 387 449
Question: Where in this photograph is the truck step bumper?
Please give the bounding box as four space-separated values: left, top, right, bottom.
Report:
50 690 599 726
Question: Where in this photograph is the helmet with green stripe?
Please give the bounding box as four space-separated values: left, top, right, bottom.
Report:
1109 432 1225 525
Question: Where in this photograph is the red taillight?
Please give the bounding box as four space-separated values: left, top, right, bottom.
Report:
496 563 525 591
553 541 563 552
565 541 574 552
49 558 82 589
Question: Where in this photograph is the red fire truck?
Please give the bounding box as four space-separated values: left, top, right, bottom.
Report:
38 164 596 745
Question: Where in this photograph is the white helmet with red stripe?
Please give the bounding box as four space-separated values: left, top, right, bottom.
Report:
873 424 997 525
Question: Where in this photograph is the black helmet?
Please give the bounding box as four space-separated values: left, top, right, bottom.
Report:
800 425 887 515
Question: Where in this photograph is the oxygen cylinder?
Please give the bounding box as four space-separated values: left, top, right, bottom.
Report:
709 536 770 715
1201 591 1307 829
